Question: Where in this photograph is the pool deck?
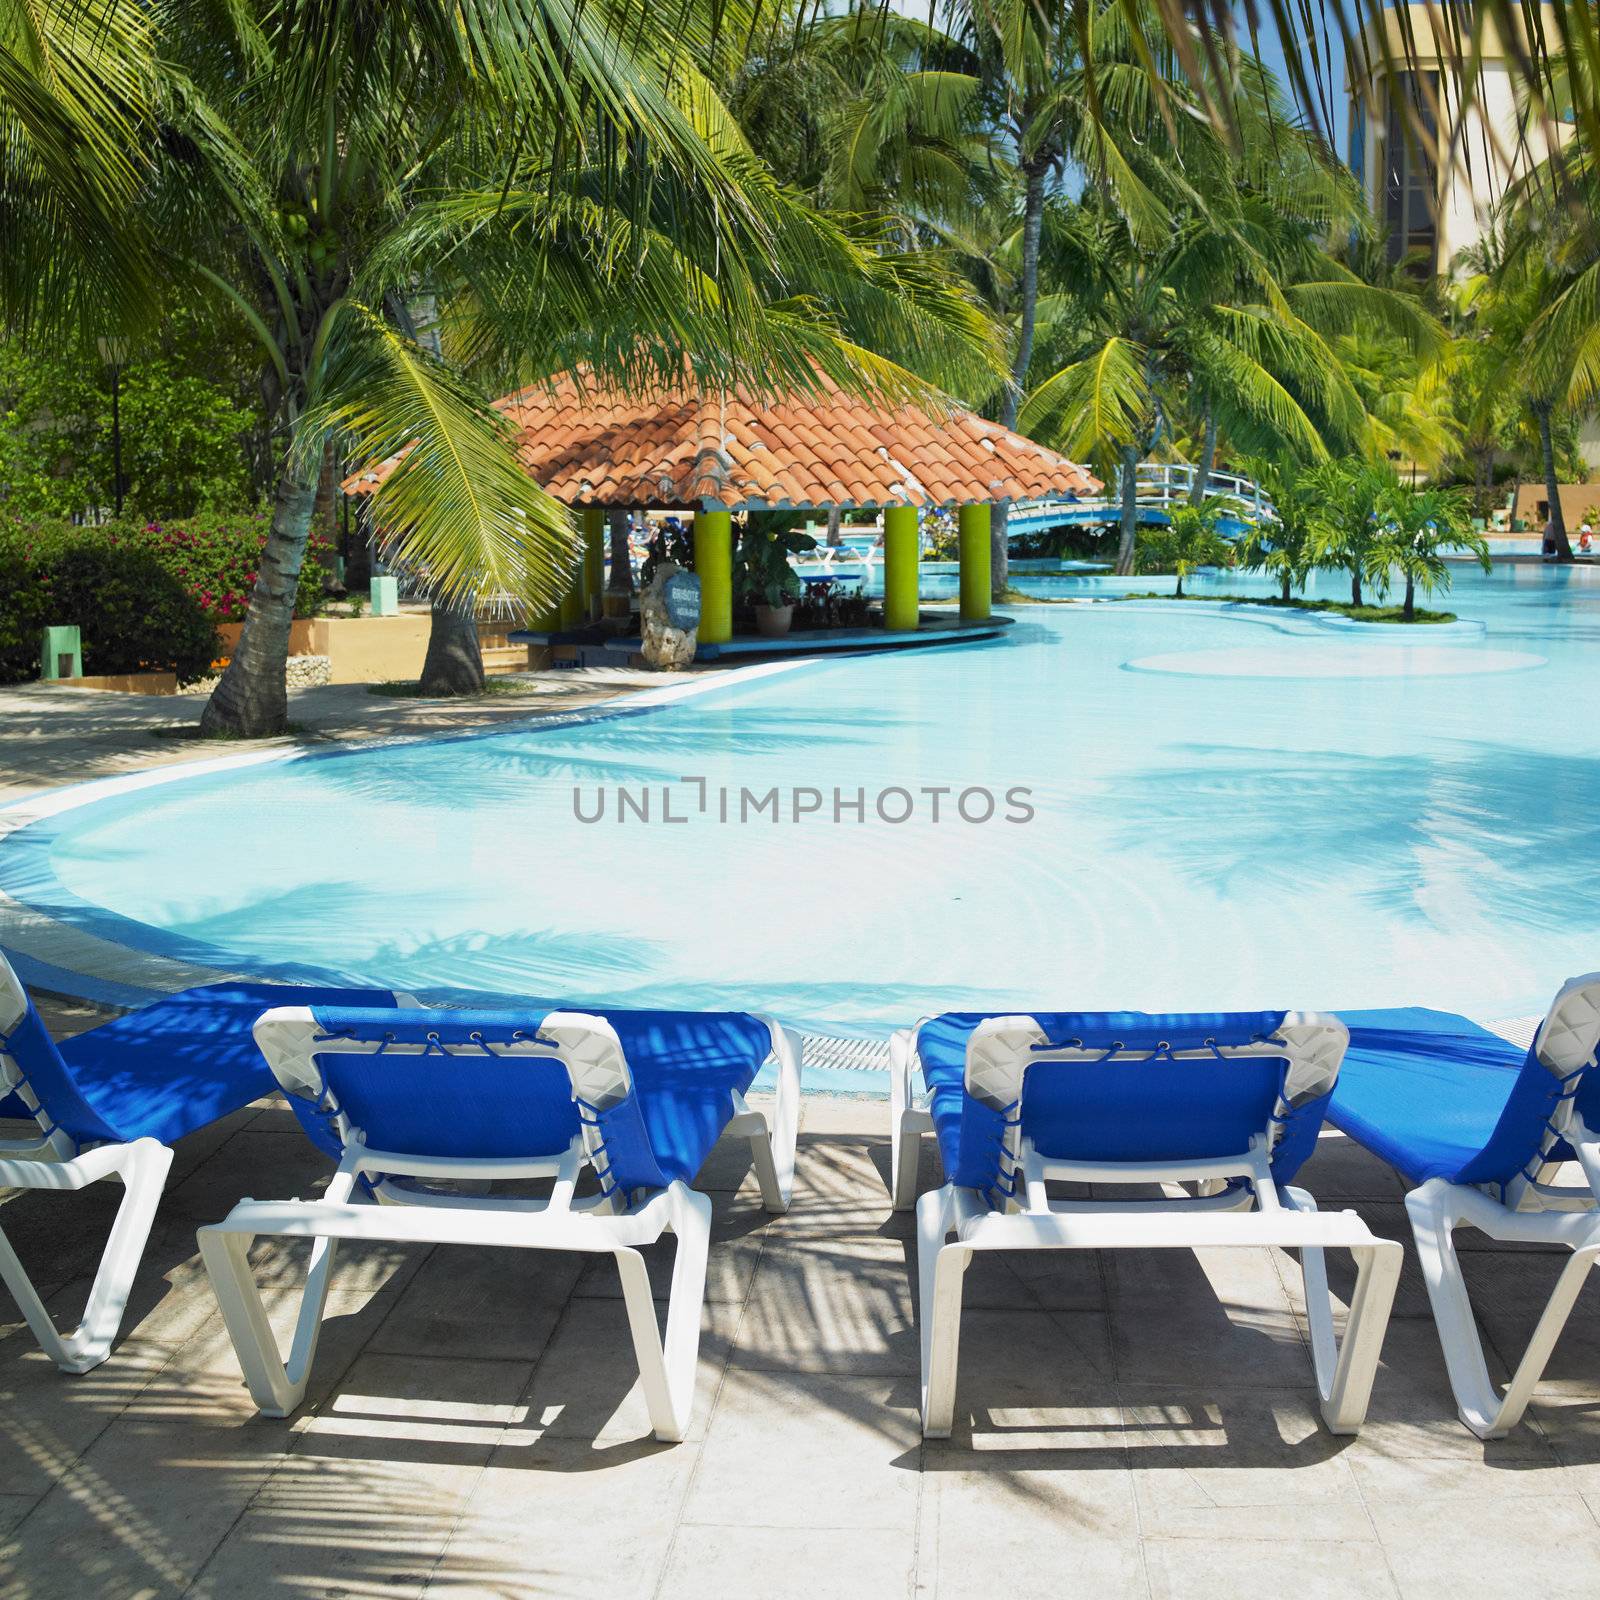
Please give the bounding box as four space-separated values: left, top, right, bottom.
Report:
5 670 1600 1597
0 667 711 806
5 1043 1600 1600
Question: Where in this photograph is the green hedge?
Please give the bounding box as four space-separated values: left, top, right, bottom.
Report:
0 516 330 686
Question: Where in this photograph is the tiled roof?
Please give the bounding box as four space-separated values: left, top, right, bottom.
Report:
343 369 1100 510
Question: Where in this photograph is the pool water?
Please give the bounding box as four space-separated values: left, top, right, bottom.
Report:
5 561 1600 1033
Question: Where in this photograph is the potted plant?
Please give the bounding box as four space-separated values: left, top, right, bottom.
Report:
735 522 816 637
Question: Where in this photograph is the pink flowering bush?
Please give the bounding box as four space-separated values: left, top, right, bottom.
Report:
0 513 329 684
116 512 329 623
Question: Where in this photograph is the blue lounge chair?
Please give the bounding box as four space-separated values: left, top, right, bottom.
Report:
890 1010 1402 1439
1332 973 1600 1437
200 1004 802 1442
0 950 398 1372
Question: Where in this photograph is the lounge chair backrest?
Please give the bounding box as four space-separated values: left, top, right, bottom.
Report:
950 1009 1346 1203
1458 972 1600 1193
0 951 115 1155
255 1006 675 1199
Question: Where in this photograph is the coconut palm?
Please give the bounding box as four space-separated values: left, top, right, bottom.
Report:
0 0 164 335
1015 35 1438 576
104 2 1000 734
729 5 1001 247
1017 194 1383 576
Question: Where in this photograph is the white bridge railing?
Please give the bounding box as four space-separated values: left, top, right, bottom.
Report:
1118 463 1274 517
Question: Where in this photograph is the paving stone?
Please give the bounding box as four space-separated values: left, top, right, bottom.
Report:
367 1241 581 1362
506 1296 739 1446
731 1229 917 1375
659 1521 916 1600
0 1407 288 1600
186 1452 487 1600
3 1093 1595 1597
1368 1492 1600 1599
428 1440 698 1598
917 1462 1143 1600
1143 1534 1400 1599
570 1190 770 1305
681 1369 921 1533
1121 1385 1376 1541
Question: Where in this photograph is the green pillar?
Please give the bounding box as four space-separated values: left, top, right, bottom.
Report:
959 502 992 620
582 507 605 620
39 624 82 680
883 503 920 631
694 509 733 644
558 568 583 629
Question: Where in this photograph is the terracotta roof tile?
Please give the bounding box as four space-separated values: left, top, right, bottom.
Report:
345 368 1100 509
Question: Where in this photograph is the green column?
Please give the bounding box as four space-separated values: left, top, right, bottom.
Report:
959 502 992 620
558 568 583 629
39 624 82 680
882 503 920 631
582 507 605 620
694 509 733 644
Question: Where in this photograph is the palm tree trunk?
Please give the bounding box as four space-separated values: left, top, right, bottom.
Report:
1535 401 1573 561
607 510 634 595
1281 570 1291 603
311 437 340 541
995 163 1046 599
825 506 841 547
1403 572 1415 621
1351 567 1362 608
199 441 320 737
419 598 485 694
1189 406 1216 507
1174 569 1183 598
1113 445 1139 575
1000 165 1047 432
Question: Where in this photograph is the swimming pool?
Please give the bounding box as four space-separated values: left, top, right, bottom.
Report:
4 561 1599 1041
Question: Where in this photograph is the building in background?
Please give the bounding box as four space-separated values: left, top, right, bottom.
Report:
1346 5 1573 276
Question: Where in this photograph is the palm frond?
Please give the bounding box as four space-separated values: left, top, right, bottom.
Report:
310 304 577 612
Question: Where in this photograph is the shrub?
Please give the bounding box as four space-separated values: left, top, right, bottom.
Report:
0 512 330 685
108 513 330 622
0 522 219 684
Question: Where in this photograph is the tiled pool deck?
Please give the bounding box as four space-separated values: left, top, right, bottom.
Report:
4 1057 1600 1600
4 679 1600 1598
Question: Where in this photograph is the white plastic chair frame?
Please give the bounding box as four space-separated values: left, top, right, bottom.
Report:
890 1013 1402 1439
1403 973 1600 1439
200 1007 801 1443
0 956 175 1374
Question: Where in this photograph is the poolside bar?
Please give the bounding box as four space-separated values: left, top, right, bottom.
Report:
344 366 1098 649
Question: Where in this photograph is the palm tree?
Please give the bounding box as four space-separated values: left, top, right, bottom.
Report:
1140 498 1237 597
0 0 163 335
1235 456 1329 602
1316 459 1394 609
1015 39 1434 576
1371 483 1489 621
125 2 1002 735
1017 196 1376 576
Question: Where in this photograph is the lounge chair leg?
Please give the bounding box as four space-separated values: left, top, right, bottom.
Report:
742 1029 801 1214
198 1217 338 1417
1283 1187 1402 1433
1407 1179 1598 1438
917 1186 972 1439
0 1137 173 1374
890 1030 930 1212
614 1181 711 1443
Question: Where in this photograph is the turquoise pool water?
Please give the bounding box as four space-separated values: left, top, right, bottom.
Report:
5 561 1599 1033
